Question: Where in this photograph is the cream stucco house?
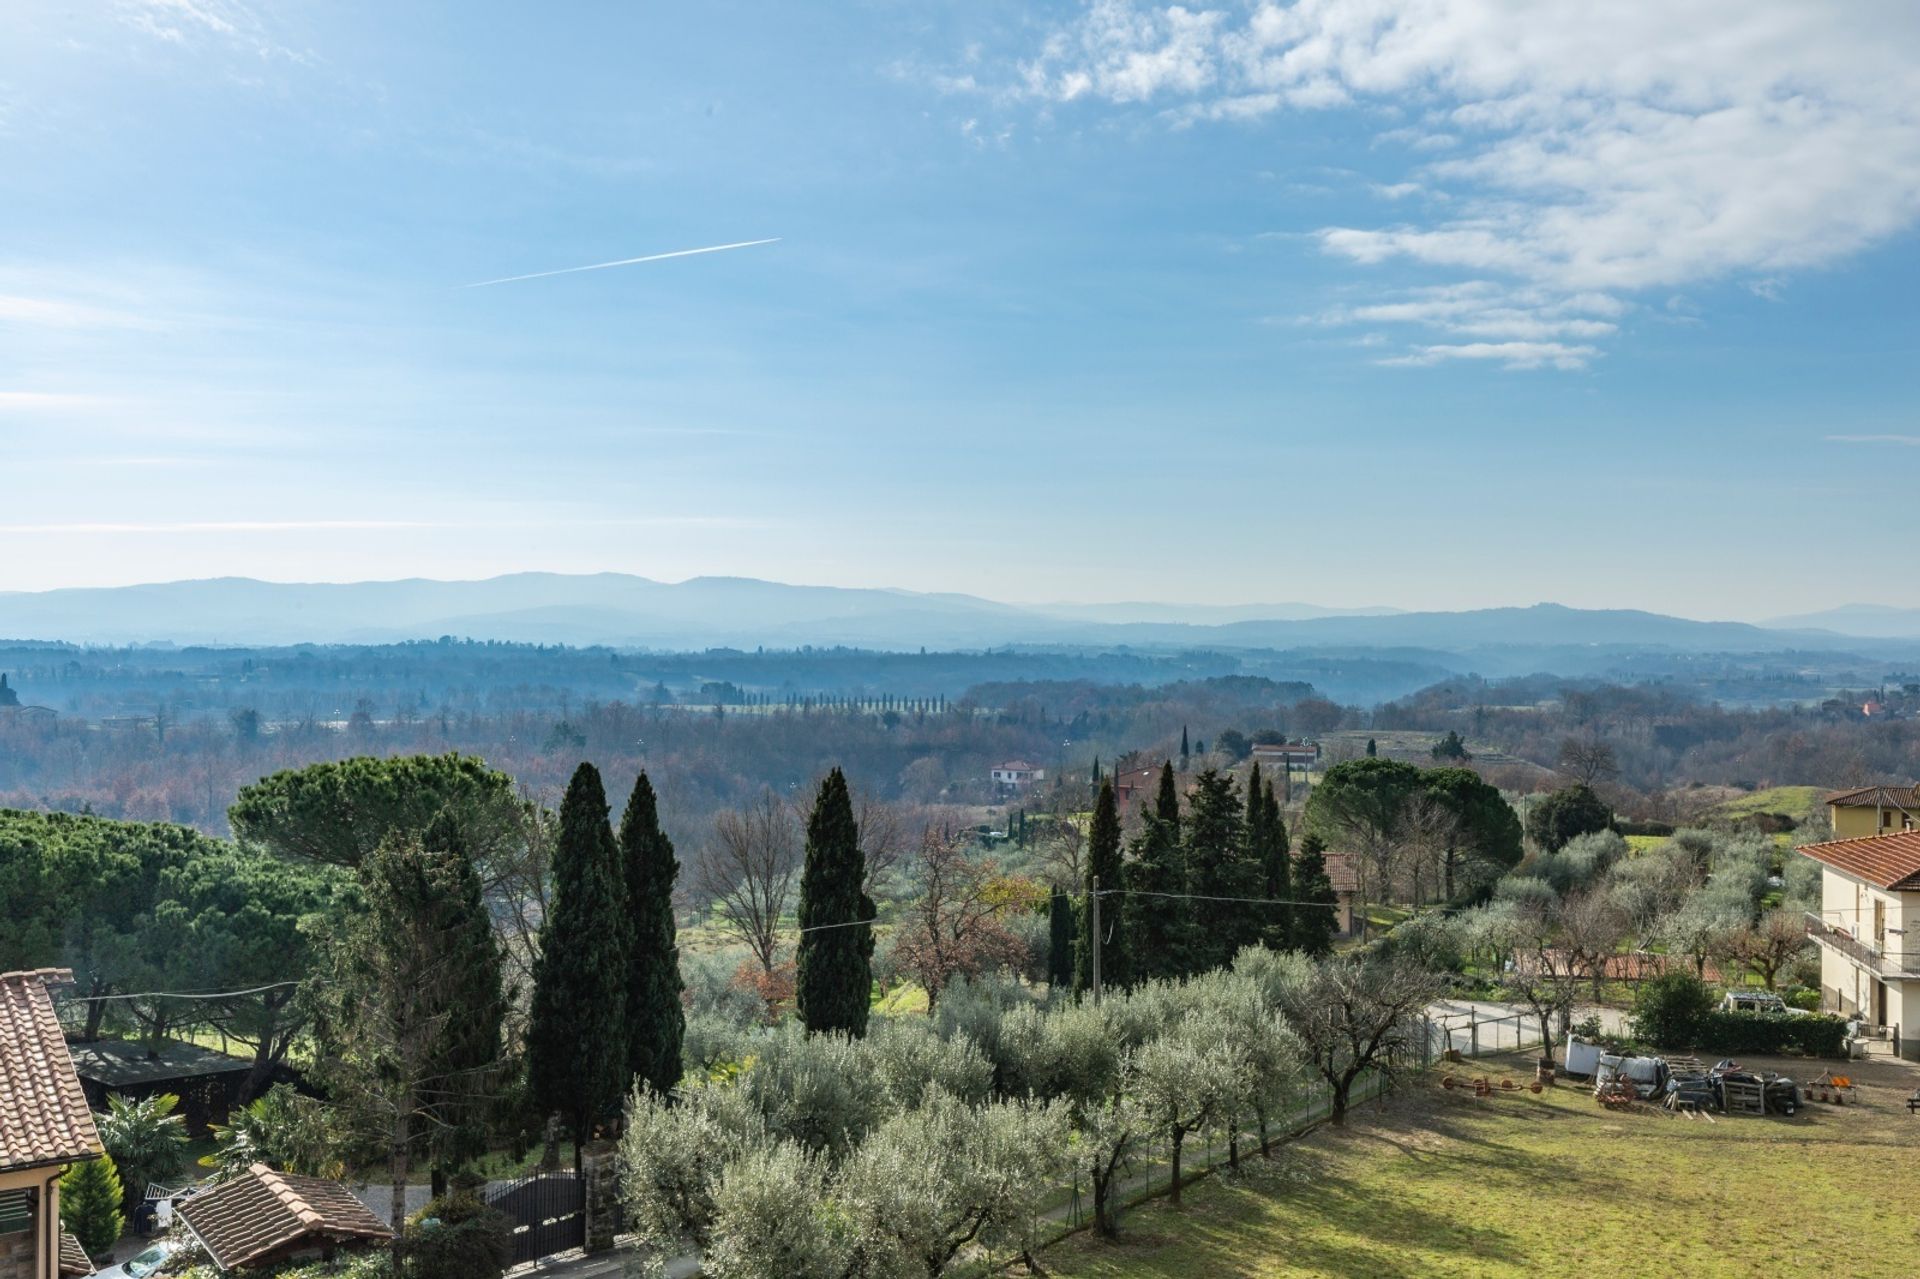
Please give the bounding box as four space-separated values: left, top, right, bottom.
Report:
1799 830 1920 1060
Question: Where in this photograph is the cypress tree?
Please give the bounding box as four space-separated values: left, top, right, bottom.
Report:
1180 726 1190 766
59 1155 125 1256
1124 763 1192 983
1255 778 1293 950
1077 780 1128 995
619 771 685 1098
1292 832 1340 957
418 813 507 1197
1183 768 1255 973
1366 737 1378 757
1047 887 1075 990
528 763 632 1164
796 768 872 1037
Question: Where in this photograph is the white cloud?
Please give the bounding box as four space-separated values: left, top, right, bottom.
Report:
1380 341 1600 370
989 1 1920 366
115 0 309 63
0 294 158 329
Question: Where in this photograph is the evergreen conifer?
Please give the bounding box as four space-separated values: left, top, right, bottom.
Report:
528 763 632 1161
59 1155 124 1257
1253 777 1293 950
1077 780 1128 994
1123 763 1192 982
796 768 872 1036
1047 887 1075 989
1293 832 1340 956
619 772 685 1097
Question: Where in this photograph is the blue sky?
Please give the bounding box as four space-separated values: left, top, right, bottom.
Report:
3 0 1917 617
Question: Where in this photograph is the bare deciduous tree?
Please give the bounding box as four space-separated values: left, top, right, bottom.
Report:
696 790 802 975
1556 734 1620 787
1718 909 1812 990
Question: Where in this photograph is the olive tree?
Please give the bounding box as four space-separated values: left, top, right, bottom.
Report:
1273 955 1443 1125
838 1090 1070 1276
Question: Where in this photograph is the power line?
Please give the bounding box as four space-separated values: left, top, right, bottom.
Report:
54 980 303 1004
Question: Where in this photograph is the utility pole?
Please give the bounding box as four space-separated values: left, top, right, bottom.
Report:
1090 875 1103 1006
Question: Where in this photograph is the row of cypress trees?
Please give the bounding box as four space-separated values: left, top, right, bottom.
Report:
526 763 685 1161
527 763 877 1153
1075 760 1339 995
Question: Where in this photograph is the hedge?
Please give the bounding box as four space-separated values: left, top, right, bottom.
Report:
1696 1009 1848 1058
1631 973 1849 1058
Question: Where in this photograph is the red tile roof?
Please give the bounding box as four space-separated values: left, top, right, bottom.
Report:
1824 784 1920 809
1321 851 1359 895
1797 831 1920 891
176 1163 392 1271
59 1230 95 1276
0 969 104 1173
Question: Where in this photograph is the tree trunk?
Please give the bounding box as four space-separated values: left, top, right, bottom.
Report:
1258 1108 1271 1159
83 975 107 1041
1228 1129 1239 1172
1329 1075 1352 1127
389 1114 410 1239
1169 1130 1185 1206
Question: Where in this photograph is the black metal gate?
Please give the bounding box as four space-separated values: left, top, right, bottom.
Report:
486 1173 585 1264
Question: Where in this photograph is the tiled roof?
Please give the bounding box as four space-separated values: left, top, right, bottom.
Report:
995 761 1040 772
1824 784 1920 809
59 1230 95 1276
1321 851 1359 895
0 969 104 1172
1797 831 1920 891
176 1163 392 1271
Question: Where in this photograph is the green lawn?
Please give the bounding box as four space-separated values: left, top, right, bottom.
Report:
1033 1052 1919 1278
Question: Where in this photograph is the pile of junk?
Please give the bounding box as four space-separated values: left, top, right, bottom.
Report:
1565 1036 1800 1116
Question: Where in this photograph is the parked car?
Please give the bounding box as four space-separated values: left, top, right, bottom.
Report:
96 1239 182 1279
1721 990 1792 1015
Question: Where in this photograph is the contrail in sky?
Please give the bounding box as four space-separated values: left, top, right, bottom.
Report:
464 238 780 288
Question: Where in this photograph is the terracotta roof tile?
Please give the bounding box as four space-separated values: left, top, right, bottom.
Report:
1823 784 1920 809
59 1230 95 1276
0 969 104 1172
176 1163 392 1271
1797 831 1920 891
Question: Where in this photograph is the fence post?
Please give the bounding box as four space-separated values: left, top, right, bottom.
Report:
1470 1012 1480 1058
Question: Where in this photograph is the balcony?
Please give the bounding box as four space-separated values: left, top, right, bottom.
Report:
1805 912 1920 980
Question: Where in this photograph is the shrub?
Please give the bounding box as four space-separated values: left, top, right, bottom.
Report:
397 1191 512 1279
59 1154 125 1256
1696 1010 1848 1058
1630 972 1719 1046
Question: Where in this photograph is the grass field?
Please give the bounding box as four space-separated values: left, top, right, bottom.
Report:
1033 1050 1919 1279
1704 785 1824 822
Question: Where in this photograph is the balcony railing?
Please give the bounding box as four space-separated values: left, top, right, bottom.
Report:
1805 912 1920 979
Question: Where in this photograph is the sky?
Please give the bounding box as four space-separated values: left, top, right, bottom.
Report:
3 0 1918 619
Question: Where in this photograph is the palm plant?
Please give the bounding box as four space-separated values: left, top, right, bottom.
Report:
95 1092 188 1210
203 1084 348 1181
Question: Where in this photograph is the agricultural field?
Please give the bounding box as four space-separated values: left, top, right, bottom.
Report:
1033 1050 1919 1279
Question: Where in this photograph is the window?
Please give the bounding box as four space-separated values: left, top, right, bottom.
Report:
0 1189 31 1236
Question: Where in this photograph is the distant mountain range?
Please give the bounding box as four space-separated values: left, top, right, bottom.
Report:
1763 605 1920 639
0 572 1913 656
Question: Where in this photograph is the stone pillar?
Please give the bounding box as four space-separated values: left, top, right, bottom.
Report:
581 1141 619 1255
